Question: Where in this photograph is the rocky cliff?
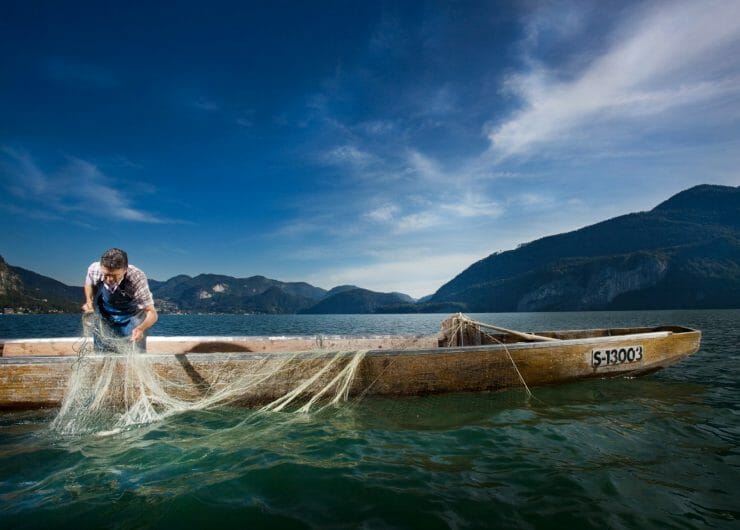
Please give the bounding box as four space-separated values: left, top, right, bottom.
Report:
514 253 669 311
0 256 24 301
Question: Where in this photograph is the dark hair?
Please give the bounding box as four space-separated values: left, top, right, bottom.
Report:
100 248 128 270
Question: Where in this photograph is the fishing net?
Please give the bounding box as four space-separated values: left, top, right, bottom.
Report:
50 313 536 436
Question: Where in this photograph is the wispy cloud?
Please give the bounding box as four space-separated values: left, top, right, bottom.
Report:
356 120 396 136
273 218 329 238
441 192 503 218
303 135 509 240
304 251 486 298
395 211 443 233
410 84 458 121
489 0 740 158
0 147 178 224
508 193 552 208
321 144 379 169
267 1 740 296
364 203 399 223
404 150 446 183
191 97 220 112
180 90 258 129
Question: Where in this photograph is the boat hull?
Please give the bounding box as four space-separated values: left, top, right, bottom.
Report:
0 326 701 409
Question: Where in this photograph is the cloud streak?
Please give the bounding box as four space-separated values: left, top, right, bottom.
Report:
304 251 487 298
321 144 379 169
0 147 176 224
489 0 740 158
274 2 739 295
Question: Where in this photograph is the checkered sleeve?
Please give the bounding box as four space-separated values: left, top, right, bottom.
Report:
129 266 155 309
85 262 101 286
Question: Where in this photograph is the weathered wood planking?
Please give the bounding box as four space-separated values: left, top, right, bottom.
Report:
0 336 437 357
0 326 701 409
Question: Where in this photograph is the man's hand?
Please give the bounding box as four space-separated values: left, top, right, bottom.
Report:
131 326 145 343
81 301 94 313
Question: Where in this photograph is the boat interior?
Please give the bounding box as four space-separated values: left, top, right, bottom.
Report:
0 321 696 358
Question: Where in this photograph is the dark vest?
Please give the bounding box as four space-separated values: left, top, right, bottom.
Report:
95 273 139 326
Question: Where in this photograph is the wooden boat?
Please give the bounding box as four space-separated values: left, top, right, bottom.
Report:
0 315 701 410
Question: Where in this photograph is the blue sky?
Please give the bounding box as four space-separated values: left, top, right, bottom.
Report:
1 0 739 298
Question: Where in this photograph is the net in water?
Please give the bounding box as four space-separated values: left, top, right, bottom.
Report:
50 313 532 436
50 315 368 435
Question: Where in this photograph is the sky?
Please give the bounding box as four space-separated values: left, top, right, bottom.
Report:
1 0 739 298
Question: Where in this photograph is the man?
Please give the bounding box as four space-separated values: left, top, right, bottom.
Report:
82 248 158 352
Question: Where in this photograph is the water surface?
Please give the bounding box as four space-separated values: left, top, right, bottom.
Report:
1 310 738 529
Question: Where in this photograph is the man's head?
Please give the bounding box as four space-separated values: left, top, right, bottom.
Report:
100 248 128 286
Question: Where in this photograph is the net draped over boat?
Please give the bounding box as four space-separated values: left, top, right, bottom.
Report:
50 313 533 436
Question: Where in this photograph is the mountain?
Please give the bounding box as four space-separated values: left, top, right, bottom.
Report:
323 285 361 298
300 288 414 314
0 256 81 312
428 184 740 311
148 274 328 314
391 292 416 304
2 184 737 314
0 257 417 314
0 256 26 310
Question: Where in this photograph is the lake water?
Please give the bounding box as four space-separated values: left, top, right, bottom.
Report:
1 310 738 529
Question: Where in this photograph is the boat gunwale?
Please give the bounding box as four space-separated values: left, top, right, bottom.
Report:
0 327 700 365
0 334 428 346
0 325 699 347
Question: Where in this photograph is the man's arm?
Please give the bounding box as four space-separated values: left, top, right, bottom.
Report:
82 283 95 313
131 305 158 342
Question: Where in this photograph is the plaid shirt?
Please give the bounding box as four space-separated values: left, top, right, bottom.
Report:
85 262 155 309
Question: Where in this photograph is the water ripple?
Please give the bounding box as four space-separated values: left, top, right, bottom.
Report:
1 310 739 528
